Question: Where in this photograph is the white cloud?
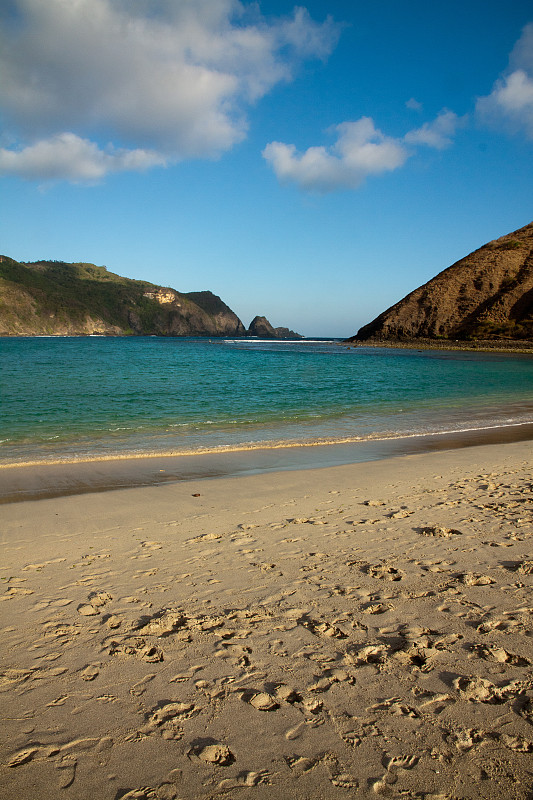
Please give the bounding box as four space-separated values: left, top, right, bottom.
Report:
406 98 423 111
476 23 533 138
263 118 408 193
0 0 340 181
0 133 165 182
263 109 461 194
404 109 462 150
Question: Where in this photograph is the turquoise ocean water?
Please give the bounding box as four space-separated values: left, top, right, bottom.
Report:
1 336 533 467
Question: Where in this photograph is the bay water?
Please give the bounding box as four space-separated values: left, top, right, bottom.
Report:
1 336 533 468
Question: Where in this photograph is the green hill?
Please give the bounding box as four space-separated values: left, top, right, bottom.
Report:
0 257 246 337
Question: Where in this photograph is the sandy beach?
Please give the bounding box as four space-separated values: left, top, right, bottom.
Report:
1 440 532 799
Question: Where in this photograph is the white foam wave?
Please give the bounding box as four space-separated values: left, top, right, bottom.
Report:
222 338 337 345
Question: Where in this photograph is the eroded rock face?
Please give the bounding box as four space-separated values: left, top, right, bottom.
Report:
352 221 533 342
143 289 179 305
182 291 247 336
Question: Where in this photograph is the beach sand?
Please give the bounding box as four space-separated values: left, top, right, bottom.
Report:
1 440 532 799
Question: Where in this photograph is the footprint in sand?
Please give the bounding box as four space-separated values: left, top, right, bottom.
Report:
301 696 324 714
80 664 100 681
418 525 462 538
186 532 222 544
501 734 533 753
7 747 40 767
298 615 348 639
471 644 530 666
307 668 355 694
383 753 419 770
453 676 504 704
119 786 178 800
284 753 322 775
459 572 495 586
341 730 362 748
387 509 413 519
448 727 487 752
284 722 307 740
328 769 359 789
370 697 419 718
365 563 403 581
187 739 235 765
22 557 67 571
56 756 77 788
347 643 390 666
109 637 163 662
218 770 271 789
475 617 508 634
77 591 112 616
130 674 157 696
132 609 187 637
139 701 199 740
272 683 302 703
360 602 391 615
1 586 34 600
240 689 279 711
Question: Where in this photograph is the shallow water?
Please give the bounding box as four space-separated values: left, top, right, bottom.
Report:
2 336 533 465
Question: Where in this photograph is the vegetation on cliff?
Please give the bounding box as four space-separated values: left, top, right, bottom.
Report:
0 257 244 337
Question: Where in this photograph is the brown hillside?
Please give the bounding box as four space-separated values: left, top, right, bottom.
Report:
353 221 533 342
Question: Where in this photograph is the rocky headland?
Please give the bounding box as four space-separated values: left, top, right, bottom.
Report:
349 221 533 347
0 256 300 338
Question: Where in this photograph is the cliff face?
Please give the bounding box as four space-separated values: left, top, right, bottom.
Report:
0 257 246 337
353 221 533 342
183 291 246 336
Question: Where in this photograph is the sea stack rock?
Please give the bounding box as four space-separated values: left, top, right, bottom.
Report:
248 316 277 337
248 316 303 339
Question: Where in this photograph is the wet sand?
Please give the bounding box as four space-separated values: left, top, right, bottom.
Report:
1 439 532 799
2 421 533 504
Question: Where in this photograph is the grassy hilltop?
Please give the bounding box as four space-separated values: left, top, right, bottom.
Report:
0 257 246 337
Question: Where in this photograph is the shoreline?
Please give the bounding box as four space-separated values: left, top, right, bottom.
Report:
1 438 532 799
2 419 533 504
4 332 533 354
344 337 533 354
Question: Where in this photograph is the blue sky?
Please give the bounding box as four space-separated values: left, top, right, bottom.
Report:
1 1 532 337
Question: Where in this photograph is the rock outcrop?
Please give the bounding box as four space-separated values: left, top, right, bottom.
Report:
248 315 302 339
248 316 277 337
0 257 247 337
351 221 533 342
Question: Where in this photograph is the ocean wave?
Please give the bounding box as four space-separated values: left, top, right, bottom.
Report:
2 415 533 469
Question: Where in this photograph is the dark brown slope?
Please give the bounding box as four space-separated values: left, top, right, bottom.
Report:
351 221 533 342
